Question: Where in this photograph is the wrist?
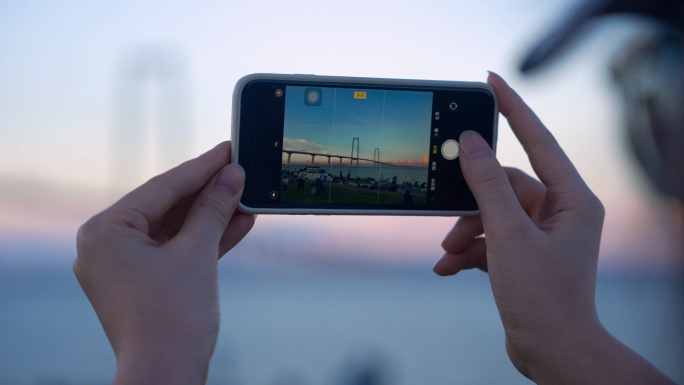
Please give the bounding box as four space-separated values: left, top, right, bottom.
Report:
517 314 675 385
504 306 605 381
112 340 211 385
522 316 608 382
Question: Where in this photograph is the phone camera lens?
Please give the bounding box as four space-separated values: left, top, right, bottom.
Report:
275 89 283 97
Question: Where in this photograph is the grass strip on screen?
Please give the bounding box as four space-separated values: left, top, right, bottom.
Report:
280 180 426 206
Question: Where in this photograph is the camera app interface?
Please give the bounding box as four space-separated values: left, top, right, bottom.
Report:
280 86 432 207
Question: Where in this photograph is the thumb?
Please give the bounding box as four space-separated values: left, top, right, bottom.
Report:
458 131 528 236
179 164 246 250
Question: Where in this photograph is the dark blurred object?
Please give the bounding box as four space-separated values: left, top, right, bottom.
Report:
336 350 393 385
520 0 684 73
520 0 684 201
611 32 684 201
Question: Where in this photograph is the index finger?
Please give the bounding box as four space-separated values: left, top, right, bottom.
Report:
488 72 589 192
110 142 232 229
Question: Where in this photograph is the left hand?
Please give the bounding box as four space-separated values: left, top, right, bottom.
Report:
73 141 255 385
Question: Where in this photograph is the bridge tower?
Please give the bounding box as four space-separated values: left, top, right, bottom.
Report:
110 45 191 197
373 148 380 164
350 137 360 166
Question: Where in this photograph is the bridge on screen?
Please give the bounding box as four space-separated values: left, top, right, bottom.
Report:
282 137 405 168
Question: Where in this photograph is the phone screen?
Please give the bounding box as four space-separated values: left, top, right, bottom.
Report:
237 79 496 213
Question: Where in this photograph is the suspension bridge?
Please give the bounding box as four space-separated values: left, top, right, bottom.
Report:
282 137 407 167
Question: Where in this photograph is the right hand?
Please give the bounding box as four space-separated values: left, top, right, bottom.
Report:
435 72 605 378
434 73 673 384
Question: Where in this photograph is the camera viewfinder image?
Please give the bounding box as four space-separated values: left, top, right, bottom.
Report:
280 86 432 206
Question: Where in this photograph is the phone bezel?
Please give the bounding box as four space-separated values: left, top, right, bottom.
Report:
231 73 498 216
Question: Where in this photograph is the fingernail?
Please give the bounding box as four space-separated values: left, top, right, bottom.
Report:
432 254 459 276
441 227 456 248
214 164 245 195
486 70 499 83
433 255 446 271
459 130 491 158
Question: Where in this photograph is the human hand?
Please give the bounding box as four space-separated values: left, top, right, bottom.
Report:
434 73 673 384
73 142 255 385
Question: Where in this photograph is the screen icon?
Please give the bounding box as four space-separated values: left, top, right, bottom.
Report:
275 89 283 97
434 111 440 120
304 88 322 106
269 190 279 199
354 91 367 99
431 161 437 171
449 102 458 110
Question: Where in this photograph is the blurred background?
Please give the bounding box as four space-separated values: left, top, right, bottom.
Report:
0 0 682 384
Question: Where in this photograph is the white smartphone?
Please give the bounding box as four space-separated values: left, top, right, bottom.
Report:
232 73 498 215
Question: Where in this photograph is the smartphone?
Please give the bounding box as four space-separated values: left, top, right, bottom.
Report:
232 73 498 215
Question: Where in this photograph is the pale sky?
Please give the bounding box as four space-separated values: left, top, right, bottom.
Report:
0 0 680 270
